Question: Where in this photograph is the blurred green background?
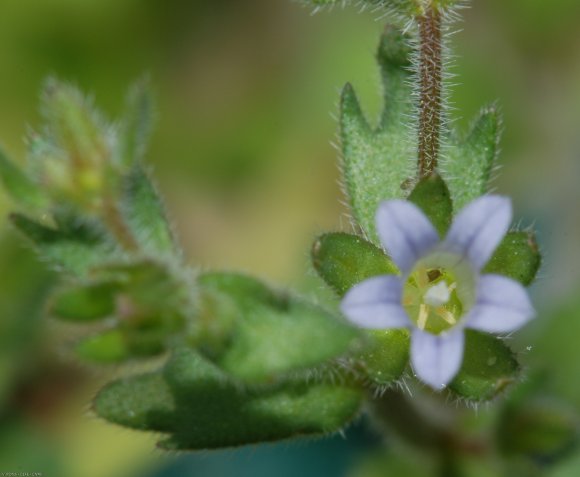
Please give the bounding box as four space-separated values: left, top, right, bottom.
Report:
1 0 580 476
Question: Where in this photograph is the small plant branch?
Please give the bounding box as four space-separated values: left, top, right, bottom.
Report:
417 6 443 177
102 198 139 252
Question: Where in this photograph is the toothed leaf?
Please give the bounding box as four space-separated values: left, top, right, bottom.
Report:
484 231 541 286
341 28 415 242
407 172 453 237
94 347 363 450
311 232 397 297
449 330 519 402
196 272 359 382
443 107 501 210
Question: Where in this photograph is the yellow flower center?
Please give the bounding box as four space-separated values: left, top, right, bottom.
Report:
402 252 476 335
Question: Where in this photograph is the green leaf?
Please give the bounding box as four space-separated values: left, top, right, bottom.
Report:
71 259 190 362
449 330 519 401
76 330 129 363
92 372 174 430
484 231 541 286
49 282 117 322
10 213 114 276
41 78 108 169
312 232 397 297
196 272 359 382
442 106 501 210
117 79 153 167
121 166 176 255
0 149 48 209
358 329 410 385
341 28 415 242
407 172 453 237
94 347 363 450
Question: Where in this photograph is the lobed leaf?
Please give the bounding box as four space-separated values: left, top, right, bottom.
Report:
442 107 501 210
195 272 359 382
94 347 363 450
312 232 397 297
340 27 415 242
449 330 519 402
484 231 541 286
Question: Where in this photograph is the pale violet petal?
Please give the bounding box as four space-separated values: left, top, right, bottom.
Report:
341 275 409 329
376 200 439 274
466 274 535 333
411 328 465 390
443 195 512 270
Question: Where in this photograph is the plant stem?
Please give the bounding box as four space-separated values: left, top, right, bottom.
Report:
417 6 443 178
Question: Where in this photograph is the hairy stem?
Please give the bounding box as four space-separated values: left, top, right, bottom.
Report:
417 7 443 177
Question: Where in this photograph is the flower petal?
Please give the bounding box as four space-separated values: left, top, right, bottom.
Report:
411 328 465 389
341 275 409 329
444 195 512 270
376 200 439 274
466 274 535 333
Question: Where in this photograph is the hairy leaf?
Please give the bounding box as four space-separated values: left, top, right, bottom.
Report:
94 347 363 450
10 213 114 276
0 149 47 209
121 166 176 255
196 272 359 382
117 79 153 167
442 107 501 210
41 78 109 169
341 28 415 242
312 232 397 297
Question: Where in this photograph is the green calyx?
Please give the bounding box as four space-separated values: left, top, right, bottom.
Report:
312 174 539 400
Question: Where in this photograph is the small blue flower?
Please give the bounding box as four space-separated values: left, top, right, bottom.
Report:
341 195 535 390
